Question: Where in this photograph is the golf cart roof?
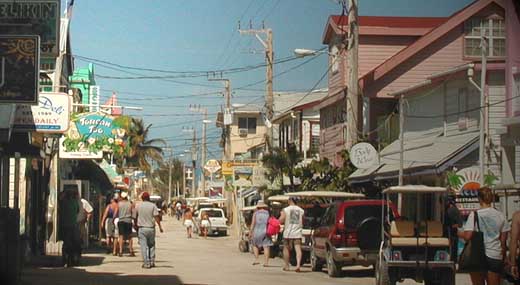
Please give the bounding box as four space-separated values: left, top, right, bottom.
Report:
383 185 448 194
186 197 210 202
267 195 290 202
286 191 365 199
149 195 163 200
241 205 258 211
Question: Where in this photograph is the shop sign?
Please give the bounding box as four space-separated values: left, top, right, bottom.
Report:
222 161 233 175
204 159 221 174
59 112 129 159
0 35 39 104
350 142 379 169
453 167 482 215
0 0 60 57
233 166 253 188
59 136 103 159
252 166 268 187
13 92 71 133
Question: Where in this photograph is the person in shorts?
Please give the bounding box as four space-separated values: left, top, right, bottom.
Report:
116 192 135 256
183 208 194 238
279 197 304 272
459 187 509 285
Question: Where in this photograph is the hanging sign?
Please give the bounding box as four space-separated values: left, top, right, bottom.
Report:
0 0 60 57
13 92 71 132
0 35 40 104
204 159 221 174
350 142 379 169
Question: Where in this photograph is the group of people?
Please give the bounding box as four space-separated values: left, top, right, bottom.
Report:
250 197 304 272
101 191 164 269
59 188 93 267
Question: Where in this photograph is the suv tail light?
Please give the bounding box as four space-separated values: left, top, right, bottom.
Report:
345 231 358 247
330 225 346 247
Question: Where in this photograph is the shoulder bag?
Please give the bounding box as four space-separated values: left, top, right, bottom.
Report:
458 211 488 272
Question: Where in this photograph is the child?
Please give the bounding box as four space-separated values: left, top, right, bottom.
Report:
200 213 210 238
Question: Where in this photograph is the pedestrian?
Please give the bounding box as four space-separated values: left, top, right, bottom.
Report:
509 209 520 283
176 201 183 220
458 187 509 285
279 197 304 272
59 188 81 267
183 207 194 238
250 200 272 267
134 192 164 269
101 197 118 254
200 213 210 238
116 191 136 257
444 195 462 262
77 197 93 250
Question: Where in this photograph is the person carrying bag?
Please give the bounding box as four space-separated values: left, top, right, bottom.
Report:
458 187 509 285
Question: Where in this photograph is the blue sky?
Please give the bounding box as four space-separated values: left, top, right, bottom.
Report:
68 0 474 161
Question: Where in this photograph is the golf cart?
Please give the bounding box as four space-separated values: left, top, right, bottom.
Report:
376 185 455 285
238 205 257 252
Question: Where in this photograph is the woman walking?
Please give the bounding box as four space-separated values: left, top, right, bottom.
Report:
101 197 118 254
250 201 272 267
183 208 194 238
459 187 509 285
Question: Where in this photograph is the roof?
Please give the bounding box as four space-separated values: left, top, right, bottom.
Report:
267 195 290 202
349 130 479 182
287 191 365 198
323 15 447 43
273 89 327 116
360 0 505 87
241 205 258 211
383 185 448 194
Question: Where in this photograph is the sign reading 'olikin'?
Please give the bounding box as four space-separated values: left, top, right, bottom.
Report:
0 35 40 104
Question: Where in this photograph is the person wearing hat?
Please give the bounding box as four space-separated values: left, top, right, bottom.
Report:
133 191 163 269
250 200 272 266
444 195 462 262
279 197 305 272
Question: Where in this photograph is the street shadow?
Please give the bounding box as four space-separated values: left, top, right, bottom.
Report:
25 255 105 268
342 267 374 278
21 267 188 285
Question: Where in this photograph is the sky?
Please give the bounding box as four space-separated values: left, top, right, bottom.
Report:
68 0 474 162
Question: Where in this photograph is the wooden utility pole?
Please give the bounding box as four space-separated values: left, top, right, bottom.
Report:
345 0 359 150
239 23 274 150
479 37 488 185
201 109 207 197
209 78 232 161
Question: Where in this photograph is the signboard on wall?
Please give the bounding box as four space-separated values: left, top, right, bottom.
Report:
13 92 71 132
0 35 40 104
350 142 379 169
0 0 60 57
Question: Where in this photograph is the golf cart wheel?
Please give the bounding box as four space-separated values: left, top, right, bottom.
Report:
238 240 249 252
310 248 323 272
219 230 227 236
326 250 342 277
375 257 393 285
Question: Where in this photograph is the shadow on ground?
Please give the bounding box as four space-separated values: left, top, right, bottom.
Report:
21 267 189 285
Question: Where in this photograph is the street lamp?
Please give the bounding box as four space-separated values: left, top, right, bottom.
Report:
293 48 328 58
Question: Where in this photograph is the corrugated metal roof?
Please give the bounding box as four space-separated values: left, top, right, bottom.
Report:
349 130 479 181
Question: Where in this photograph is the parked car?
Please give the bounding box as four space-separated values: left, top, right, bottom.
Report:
286 191 366 266
195 208 228 236
375 185 455 285
311 199 399 277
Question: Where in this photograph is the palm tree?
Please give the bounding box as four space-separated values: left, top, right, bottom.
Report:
123 117 166 173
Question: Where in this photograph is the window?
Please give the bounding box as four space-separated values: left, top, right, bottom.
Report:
238 117 257 134
464 17 505 58
330 45 340 74
457 88 468 130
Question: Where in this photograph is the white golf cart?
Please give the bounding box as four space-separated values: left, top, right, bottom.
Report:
376 185 455 285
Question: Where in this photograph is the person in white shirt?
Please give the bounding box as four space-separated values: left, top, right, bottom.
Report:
279 197 305 272
459 187 509 285
77 197 93 249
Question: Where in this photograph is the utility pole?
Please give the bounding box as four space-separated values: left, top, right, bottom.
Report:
201 109 207 197
239 22 274 150
182 163 186 198
209 78 232 161
168 150 173 203
190 129 197 196
345 0 359 150
479 36 488 185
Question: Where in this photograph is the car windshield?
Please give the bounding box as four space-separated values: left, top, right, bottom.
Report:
202 210 223 218
344 205 393 228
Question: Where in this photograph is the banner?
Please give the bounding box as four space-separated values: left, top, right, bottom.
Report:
13 92 71 132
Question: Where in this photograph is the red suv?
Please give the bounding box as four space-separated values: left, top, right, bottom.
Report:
310 200 398 277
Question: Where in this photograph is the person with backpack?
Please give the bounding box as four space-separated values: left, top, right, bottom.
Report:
250 200 273 267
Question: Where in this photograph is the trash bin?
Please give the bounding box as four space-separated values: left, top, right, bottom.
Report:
0 207 21 285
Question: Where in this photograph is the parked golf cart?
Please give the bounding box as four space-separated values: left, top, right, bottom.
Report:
238 205 256 253
376 185 455 285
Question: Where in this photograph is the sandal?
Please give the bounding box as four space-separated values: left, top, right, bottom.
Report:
282 267 290 271
129 252 136 257
295 268 301 273
252 262 260 266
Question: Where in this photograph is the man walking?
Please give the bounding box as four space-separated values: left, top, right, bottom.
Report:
134 192 164 269
279 197 304 272
116 191 135 256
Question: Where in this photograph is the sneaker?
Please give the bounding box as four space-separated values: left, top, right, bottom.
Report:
150 262 155 268
142 263 151 269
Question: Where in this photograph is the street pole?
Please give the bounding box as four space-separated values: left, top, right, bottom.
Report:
182 163 186 198
168 157 172 203
239 23 274 150
208 78 232 161
191 129 197 197
479 36 488 185
345 0 359 150
398 95 404 213
201 109 207 197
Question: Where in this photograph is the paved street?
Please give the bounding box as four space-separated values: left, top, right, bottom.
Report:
21 216 473 285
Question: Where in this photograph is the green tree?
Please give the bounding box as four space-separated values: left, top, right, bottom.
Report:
261 144 302 191
152 158 184 198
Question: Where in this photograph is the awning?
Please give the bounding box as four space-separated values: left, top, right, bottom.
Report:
349 130 479 183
